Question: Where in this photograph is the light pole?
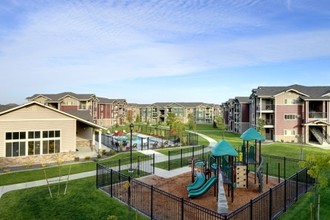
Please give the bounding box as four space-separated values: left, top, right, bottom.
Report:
129 122 134 173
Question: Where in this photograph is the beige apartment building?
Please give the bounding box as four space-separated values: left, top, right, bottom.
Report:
140 102 221 124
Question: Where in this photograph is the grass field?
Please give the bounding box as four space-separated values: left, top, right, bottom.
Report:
0 177 147 220
0 151 147 186
1 124 330 219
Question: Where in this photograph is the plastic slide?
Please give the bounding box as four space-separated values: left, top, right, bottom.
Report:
187 173 206 192
188 176 217 198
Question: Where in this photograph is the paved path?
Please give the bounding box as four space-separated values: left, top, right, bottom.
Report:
1 130 229 215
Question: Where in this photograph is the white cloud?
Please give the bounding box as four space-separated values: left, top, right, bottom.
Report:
1 0 330 104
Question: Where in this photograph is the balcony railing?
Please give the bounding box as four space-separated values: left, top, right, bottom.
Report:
265 119 274 125
309 112 327 119
257 104 274 111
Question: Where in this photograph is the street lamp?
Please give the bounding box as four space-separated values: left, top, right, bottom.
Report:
129 122 134 173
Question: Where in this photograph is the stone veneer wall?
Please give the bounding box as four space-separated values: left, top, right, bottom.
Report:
77 140 92 148
0 152 76 167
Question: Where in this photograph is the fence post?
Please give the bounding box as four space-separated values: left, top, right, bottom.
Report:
192 146 195 158
137 156 140 176
151 185 154 219
181 149 183 167
96 164 99 188
284 179 287 212
284 157 286 179
278 163 281 183
181 198 184 220
250 200 253 220
128 176 131 208
296 172 298 201
168 151 171 171
269 188 272 220
305 168 308 192
153 153 155 174
266 163 269 184
202 145 205 161
110 169 113 197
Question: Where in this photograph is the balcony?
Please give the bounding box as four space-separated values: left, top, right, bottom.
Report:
309 112 327 119
256 104 274 112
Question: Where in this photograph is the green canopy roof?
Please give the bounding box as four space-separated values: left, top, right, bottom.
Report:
240 128 265 141
211 140 238 157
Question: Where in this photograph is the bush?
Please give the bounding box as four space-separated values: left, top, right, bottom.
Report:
102 149 107 155
85 156 91 161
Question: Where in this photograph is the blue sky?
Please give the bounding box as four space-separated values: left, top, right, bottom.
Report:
1 0 330 105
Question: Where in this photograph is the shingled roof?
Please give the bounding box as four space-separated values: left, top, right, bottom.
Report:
253 84 330 100
27 92 96 101
0 103 19 112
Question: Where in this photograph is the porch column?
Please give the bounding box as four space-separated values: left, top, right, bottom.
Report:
305 101 309 123
259 98 263 118
92 131 95 145
98 130 102 150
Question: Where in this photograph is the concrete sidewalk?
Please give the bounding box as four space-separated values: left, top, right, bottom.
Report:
0 131 218 198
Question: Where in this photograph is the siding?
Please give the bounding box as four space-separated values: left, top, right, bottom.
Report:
275 92 303 142
0 104 76 157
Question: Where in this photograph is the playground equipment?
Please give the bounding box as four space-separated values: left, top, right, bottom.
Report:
186 128 265 202
240 127 265 193
187 172 206 192
188 176 217 198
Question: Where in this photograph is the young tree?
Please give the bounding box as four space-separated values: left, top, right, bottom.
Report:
300 154 330 220
166 112 177 129
187 113 196 130
214 115 226 138
172 118 186 146
257 118 266 136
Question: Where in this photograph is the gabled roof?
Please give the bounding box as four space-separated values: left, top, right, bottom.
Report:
0 103 19 112
235 97 250 103
0 101 105 130
252 84 330 100
27 92 97 102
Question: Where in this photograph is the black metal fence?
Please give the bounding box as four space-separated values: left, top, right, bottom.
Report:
165 145 210 170
226 168 314 220
97 167 226 220
96 154 155 187
97 153 314 220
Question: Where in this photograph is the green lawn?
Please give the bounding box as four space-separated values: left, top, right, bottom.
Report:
2 125 330 219
0 151 147 186
0 176 147 220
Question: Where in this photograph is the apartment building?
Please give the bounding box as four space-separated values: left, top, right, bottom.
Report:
222 97 250 134
97 97 127 127
250 84 330 145
140 102 221 124
27 92 127 127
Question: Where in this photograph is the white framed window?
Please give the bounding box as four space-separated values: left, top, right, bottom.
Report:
5 130 61 157
284 129 296 136
284 114 300 120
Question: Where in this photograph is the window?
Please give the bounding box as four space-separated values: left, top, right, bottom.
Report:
284 129 296 136
6 142 25 157
5 130 60 157
284 114 299 120
28 141 41 155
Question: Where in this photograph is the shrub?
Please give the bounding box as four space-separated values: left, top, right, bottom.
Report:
85 156 91 161
102 149 107 155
